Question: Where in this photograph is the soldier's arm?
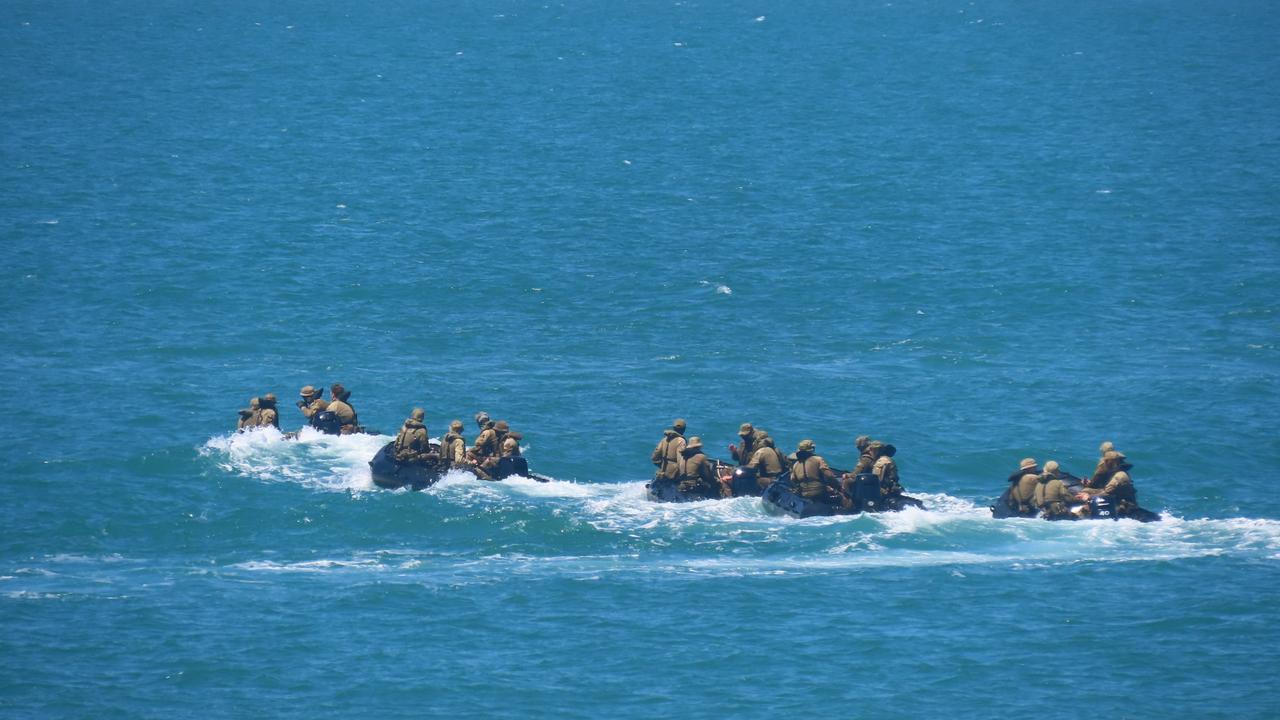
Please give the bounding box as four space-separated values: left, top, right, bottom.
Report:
652 441 665 466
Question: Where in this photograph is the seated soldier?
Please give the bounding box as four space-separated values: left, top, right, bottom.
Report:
676 437 723 499
791 439 851 509
1079 470 1140 517
392 408 433 464
326 384 359 434
729 423 759 467
651 422 687 483
1006 458 1041 517
852 435 876 474
746 434 786 489
296 385 328 427
1034 460 1077 520
1089 450 1133 490
258 393 280 429
870 442 904 497
237 397 260 431
440 420 468 467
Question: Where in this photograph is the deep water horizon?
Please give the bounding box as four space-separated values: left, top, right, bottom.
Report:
3 1 1278 717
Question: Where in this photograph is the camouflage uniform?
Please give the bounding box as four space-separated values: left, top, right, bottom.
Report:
257 394 280 429
872 446 904 497
651 427 687 482
676 437 721 498
501 437 520 457
492 421 511 456
326 384 358 434
1084 471 1139 516
1007 458 1040 515
471 420 498 463
1033 461 1072 519
851 435 875 474
1089 450 1132 489
441 421 468 465
298 386 329 426
791 440 844 504
237 397 260 431
393 409 431 463
730 423 759 466
747 437 786 487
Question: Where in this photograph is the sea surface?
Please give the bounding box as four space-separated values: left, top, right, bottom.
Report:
3 1 1279 717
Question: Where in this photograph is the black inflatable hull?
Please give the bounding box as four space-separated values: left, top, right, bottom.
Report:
989 483 1161 522
369 443 446 490
761 472 925 518
370 444 548 491
645 480 719 503
645 462 762 503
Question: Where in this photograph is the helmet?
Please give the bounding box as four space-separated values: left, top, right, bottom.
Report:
797 439 816 453
475 411 490 425
263 393 277 404
673 418 687 431
1043 460 1060 474
855 435 871 451
300 385 318 398
411 408 425 421
739 422 754 435
449 420 464 432
494 420 510 432
1019 457 1038 471
1099 441 1115 454
685 436 704 450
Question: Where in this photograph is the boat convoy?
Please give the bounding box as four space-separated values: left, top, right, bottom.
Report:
235 387 1162 522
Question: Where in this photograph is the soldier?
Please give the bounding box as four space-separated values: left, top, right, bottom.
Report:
870 442 904 498
258 393 280 429
1089 450 1133 489
493 421 512 454
1035 460 1077 520
791 439 850 508
440 420 468 466
651 419 687 483
851 435 876 474
325 384 360 434
392 408 432 464
297 385 329 427
237 397 260 431
729 423 760 466
1080 470 1140 517
500 436 521 457
746 434 786 489
676 437 723 499
470 415 499 462
1006 458 1041 516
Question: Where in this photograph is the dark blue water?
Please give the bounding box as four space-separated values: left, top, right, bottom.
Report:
3 1 1278 717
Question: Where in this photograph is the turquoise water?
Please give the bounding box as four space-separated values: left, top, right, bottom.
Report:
3 1 1279 717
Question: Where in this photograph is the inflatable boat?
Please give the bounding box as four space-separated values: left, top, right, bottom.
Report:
761 472 925 518
369 442 549 490
645 462 764 502
990 480 1161 522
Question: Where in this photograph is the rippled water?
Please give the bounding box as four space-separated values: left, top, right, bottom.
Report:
4 0 1279 717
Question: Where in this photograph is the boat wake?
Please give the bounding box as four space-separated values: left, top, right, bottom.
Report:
202 430 1280 572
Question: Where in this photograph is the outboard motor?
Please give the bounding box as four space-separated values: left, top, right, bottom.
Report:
850 472 882 511
311 411 343 435
731 466 760 496
1089 495 1117 520
494 455 530 480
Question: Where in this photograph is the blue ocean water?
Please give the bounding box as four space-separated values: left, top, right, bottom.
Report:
3 0 1279 717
